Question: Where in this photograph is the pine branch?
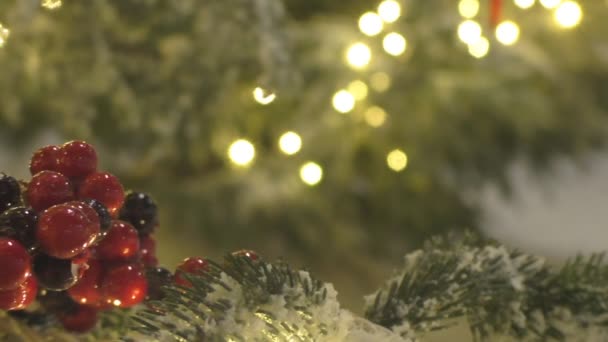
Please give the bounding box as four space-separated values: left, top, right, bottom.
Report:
364 234 608 341
129 254 400 341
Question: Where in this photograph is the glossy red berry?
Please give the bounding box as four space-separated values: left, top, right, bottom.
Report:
81 199 111 233
0 276 37 310
140 235 157 267
102 264 147 308
68 259 103 306
0 238 31 290
30 145 60 175
232 249 259 261
59 305 98 333
96 220 139 261
174 257 209 288
78 172 124 216
37 203 99 259
57 141 98 179
27 171 74 212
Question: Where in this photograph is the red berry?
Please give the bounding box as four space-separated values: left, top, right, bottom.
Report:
78 172 124 216
59 305 98 333
37 203 99 259
102 264 147 308
232 249 259 261
174 257 209 288
140 235 158 267
68 259 103 306
27 171 74 211
57 141 98 179
0 276 37 310
96 220 139 261
0 238 31 290
30 145 60 175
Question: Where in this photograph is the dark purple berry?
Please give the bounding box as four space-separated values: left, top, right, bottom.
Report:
145 267 172 300
0 207 38 249
0 174 21 214
33 254 83 291
81 199 111 233
38 289 76 314
119 192 158 236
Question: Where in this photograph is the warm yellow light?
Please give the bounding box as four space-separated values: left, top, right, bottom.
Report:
458 0 480 18
253 87 276 105
457 20 482 44
347 80 369 101
0 37 5 48
377 0 401 23
495 21 520 45
359 12 384 36
300 162 323 186
540 0 561 9
0 24 8 47
41 0 62 9
346 42 372 69
468 36 490 58
370 72 391 92
382 32 407 56
514 0 535 9
278 131 302 155
364 106 387 127
332 90 356 114
387 149 408 172
228 139 255 166
112 299 122 306
554 1 582 28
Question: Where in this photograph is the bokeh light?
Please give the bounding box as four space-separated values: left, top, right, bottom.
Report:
468 36 490 58
364 106 387 127
279 131 302 155
458 20 482 44
228 139 255 166
370 72 392 92
253 87 276 105
495 20 520 45
554 1 582 28
359 12 384 36
347 80 369 101
514 0 535 9
387 149 408 172
382 32 407 56
458 0 480 18
42 0 62 9
377 0 401 23
346 42 372 69
332 90 356 113
300 162 323 186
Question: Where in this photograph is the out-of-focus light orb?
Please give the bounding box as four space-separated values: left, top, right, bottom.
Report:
458 0 480 18
370 72 392 92
377 0 401 23
0 24 8 47
514 0 535 9
457 20 482 44
0 37 5 48
347 80 369 101
228 139 255 166
495 21 520 45
539 0 561 9
382 32 407 56
278 131 302 155
387 149 408 172
42 0 62 9
300 162 323 186
468 36 490 58
346 42 372 69
364 106 387 127
253 87 276 105
554 1 582 28
359 12 384 36
332 90 356 113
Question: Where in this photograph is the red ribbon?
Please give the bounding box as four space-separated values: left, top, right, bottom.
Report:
490 0 502 28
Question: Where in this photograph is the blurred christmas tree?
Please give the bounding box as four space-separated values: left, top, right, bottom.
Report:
1 0 608 307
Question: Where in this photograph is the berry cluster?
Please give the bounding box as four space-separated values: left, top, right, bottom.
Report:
0 140 260 334
0 141 160 332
